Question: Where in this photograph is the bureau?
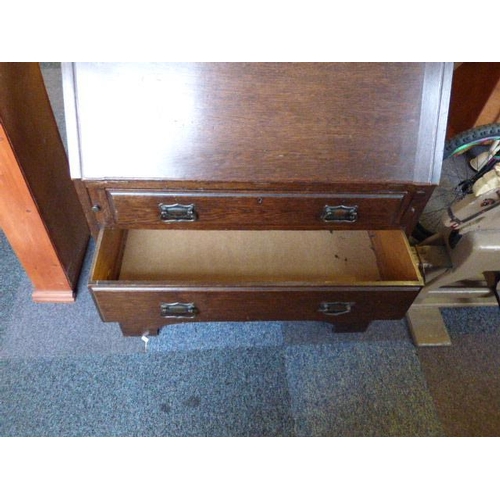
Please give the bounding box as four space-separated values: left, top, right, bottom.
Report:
62 62 453 336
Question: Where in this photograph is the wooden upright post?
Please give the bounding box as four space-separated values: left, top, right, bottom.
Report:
0 63 89 302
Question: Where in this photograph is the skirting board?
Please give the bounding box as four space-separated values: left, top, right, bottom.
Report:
32 290 76 303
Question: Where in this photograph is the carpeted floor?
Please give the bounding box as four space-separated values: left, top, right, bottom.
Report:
2 227 499 436
418 308 500 436
0 64 499 437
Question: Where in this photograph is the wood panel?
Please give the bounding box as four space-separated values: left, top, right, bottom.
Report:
107 190 406 230
61 62 453 333
91 228 422 285
64 62 451 185
0 63 89 301
74 178 100 238
92 287 421 336
368 230 422 282
446 62 500 138
0 122 73 301
83 181 434 236
90 228 127 281
118 229 382 284
475 77 500 125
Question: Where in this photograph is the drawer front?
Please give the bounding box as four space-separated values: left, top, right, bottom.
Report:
91 286 420 327
106 190 407 229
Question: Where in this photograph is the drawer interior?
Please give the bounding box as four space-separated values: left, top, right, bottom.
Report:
91 229 422 286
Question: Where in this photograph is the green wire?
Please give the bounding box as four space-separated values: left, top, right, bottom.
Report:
451 137 500 157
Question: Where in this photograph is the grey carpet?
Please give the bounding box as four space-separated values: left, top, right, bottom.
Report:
0 238 143 359
285 341 443 436
0 227 447 436
1 348 294 437
417 307 500 437
0 234 23 337
282 319 445 436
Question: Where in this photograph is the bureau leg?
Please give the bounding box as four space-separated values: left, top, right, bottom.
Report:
333 321 370 333
119 323 160 337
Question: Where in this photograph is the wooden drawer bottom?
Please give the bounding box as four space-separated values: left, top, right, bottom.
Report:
89 229 422 336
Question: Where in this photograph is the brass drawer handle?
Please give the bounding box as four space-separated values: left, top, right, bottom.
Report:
160 302 199 318
318 301 354 316
159 203 198 222
321 205 358 223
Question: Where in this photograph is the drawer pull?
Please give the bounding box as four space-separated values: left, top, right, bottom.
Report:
160 302 199 318
318 301 354 316
159 203 198 222
321 205 358 223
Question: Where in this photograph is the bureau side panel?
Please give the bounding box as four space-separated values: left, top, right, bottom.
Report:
0 63 89 293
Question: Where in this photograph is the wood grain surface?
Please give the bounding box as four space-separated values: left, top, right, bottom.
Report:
63 62 453 332
93 287 420 335
65 62 451 185
107 189 407 229
89 227 421 334
0 63 89 301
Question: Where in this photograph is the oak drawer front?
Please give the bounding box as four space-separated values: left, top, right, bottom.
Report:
91 287 420 326
107 190 407 229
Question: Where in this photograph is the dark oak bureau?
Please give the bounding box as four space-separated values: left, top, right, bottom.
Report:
62 62 453 336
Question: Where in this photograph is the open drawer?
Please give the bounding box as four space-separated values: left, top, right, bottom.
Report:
89 228 423 336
